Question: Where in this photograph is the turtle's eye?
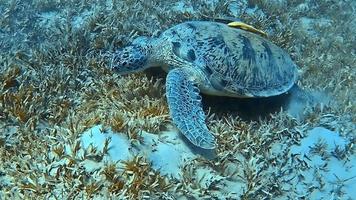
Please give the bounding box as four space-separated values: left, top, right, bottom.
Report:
111 45 148 74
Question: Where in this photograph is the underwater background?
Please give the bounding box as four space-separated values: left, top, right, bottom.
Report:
0 0 355 199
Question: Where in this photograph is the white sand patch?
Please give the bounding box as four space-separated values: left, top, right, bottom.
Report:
80 125 196 179
37 11 63 28
172 2 194 14
71 9 93 29
80 125 133 162
289 127 356 199
78 125 355 199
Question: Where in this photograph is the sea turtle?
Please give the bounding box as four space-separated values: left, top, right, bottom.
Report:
108 21 298 149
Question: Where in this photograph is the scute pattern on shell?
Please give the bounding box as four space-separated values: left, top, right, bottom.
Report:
162 21 298 97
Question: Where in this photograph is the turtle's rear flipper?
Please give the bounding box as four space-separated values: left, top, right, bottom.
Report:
166 67 216 149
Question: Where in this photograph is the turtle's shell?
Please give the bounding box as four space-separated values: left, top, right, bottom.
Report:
161 21 298 97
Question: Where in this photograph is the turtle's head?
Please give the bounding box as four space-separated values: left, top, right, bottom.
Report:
109 36 153 74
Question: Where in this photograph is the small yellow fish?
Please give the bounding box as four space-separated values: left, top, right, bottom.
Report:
227 21 268 37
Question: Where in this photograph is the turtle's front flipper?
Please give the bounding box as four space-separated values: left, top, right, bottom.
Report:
166 67 216 149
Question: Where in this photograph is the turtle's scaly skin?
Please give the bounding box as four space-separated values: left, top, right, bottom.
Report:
109 21 298 149
166 67 215 148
